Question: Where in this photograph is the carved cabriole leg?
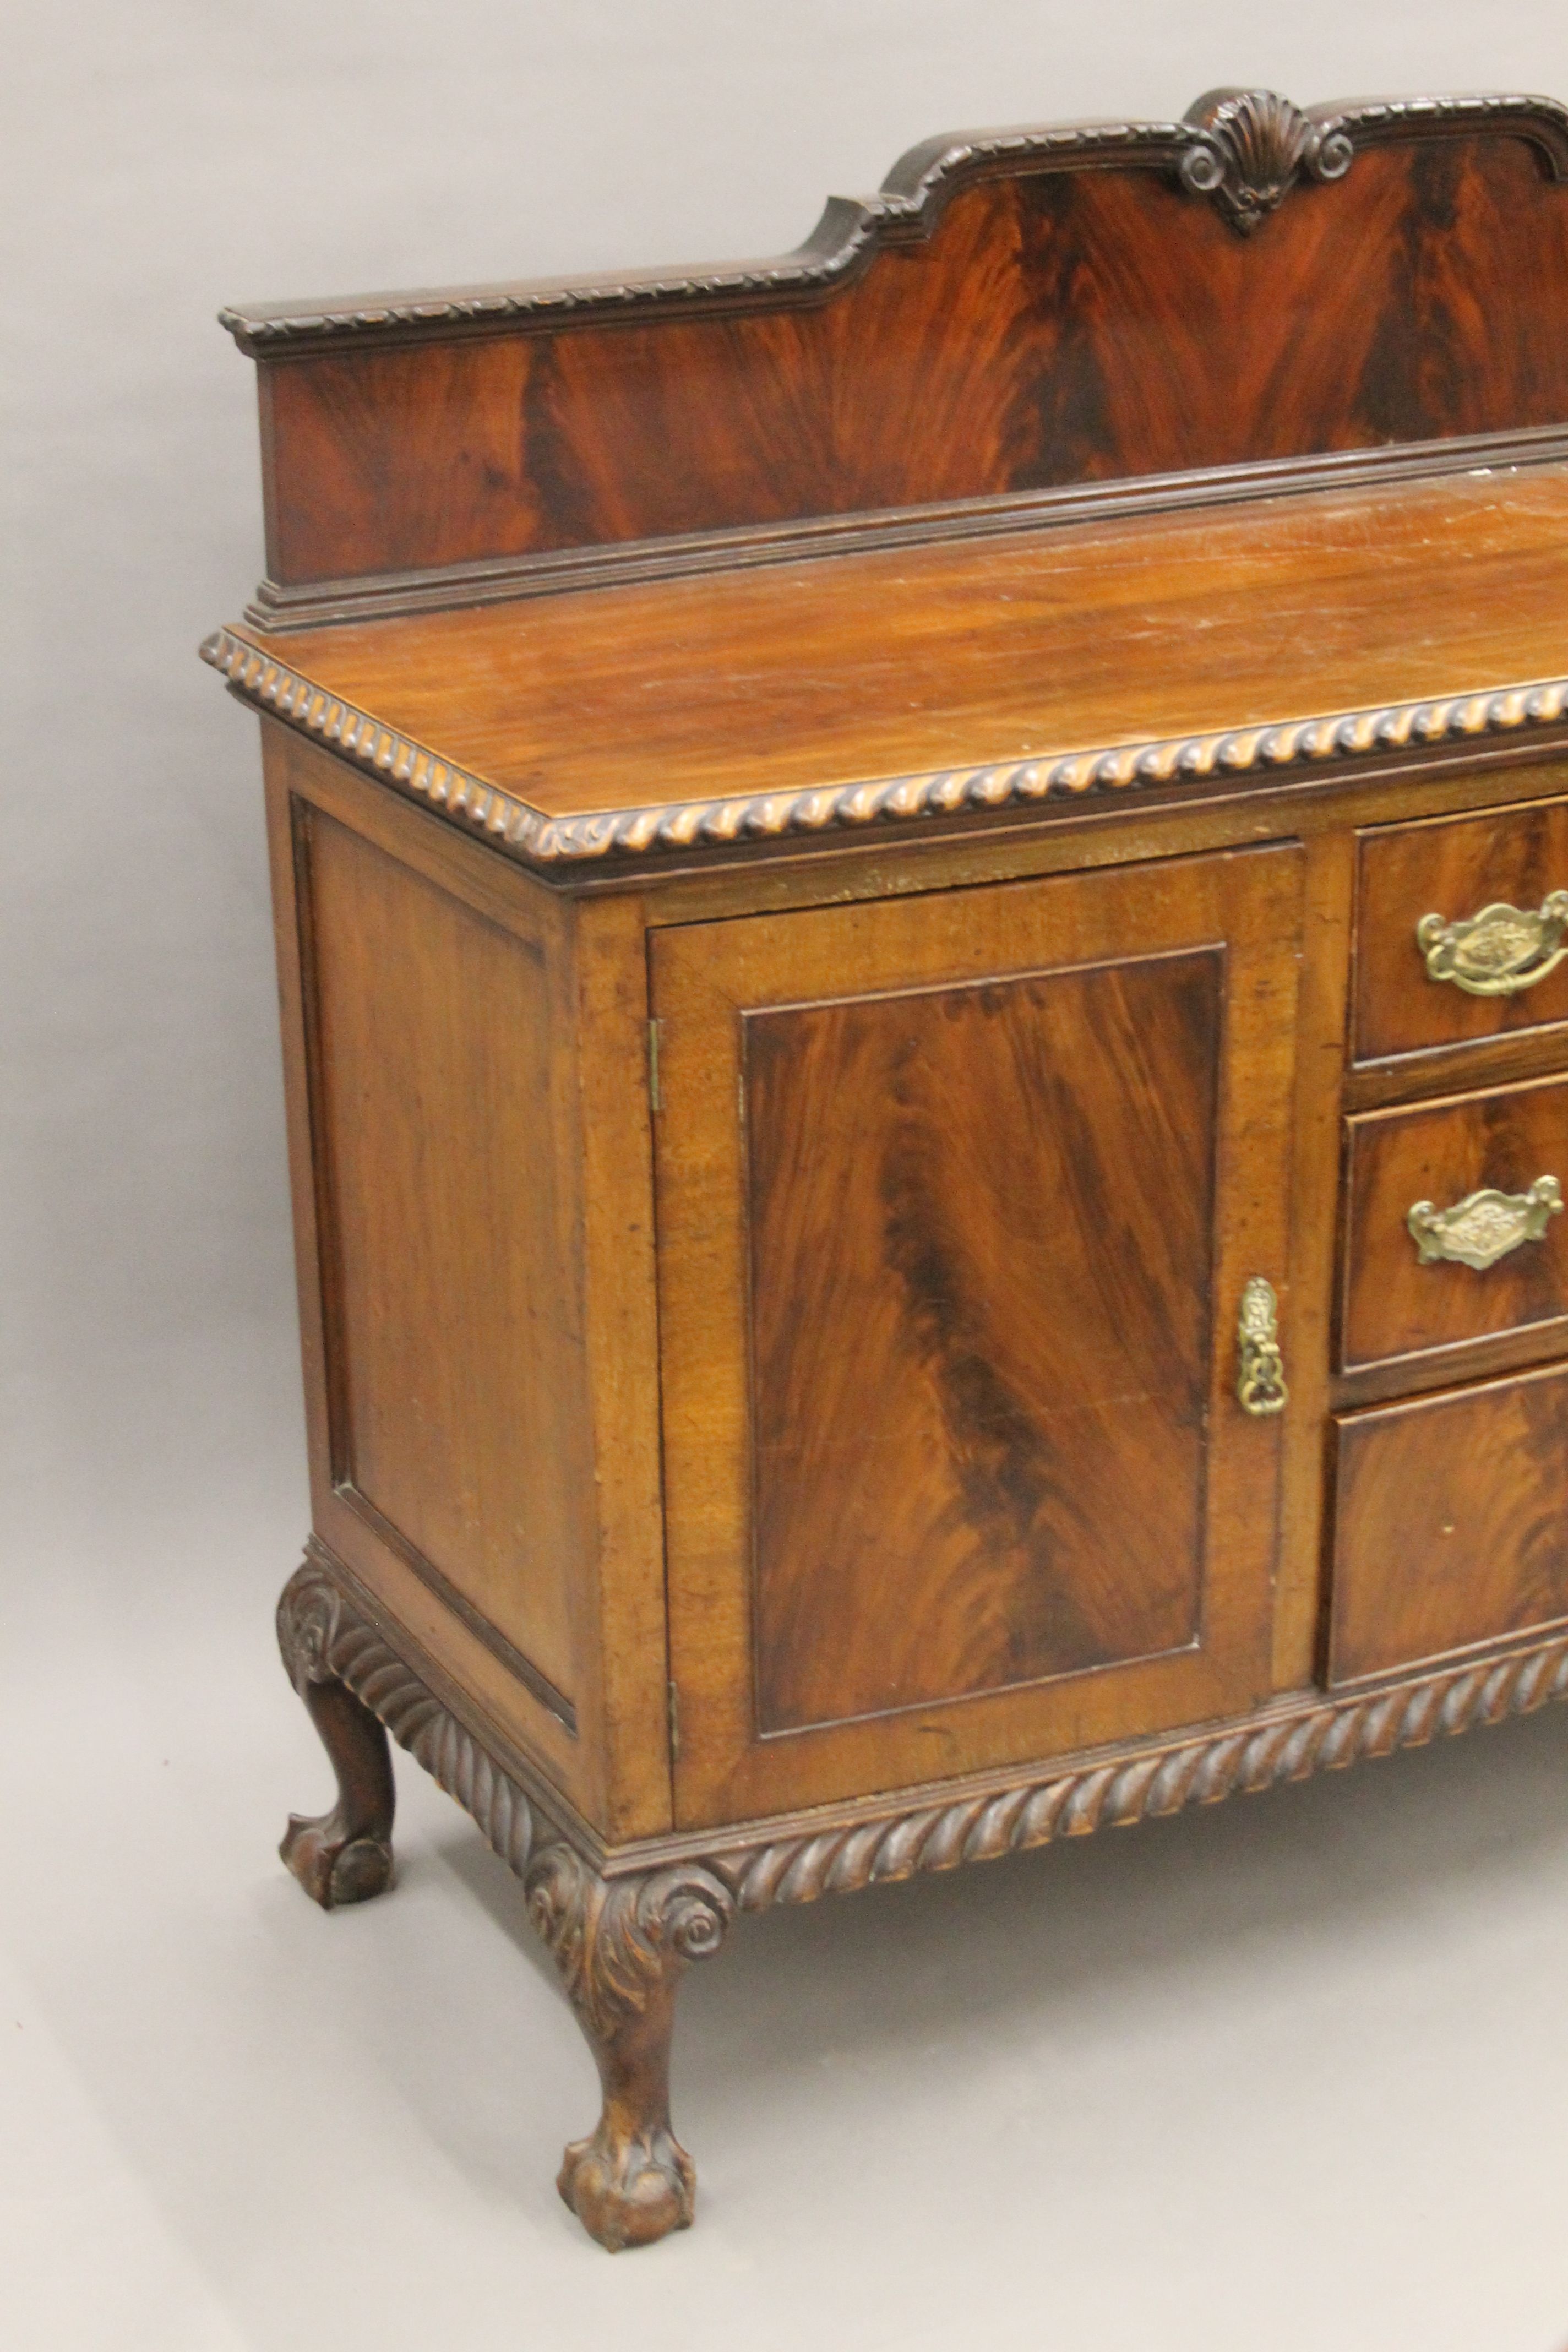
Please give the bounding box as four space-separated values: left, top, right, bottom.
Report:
523 1844 734 2251
276 1562 396 1907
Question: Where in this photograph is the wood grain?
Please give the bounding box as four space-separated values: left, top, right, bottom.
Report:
652 843 1301 1826
1331 1362 1568 1682
227 92 1568 2243
245 127 1568 588
1273 827 1357 1692
1354 791 1568 1063
745 952 1220 1730
1341 1072 1568 1370
296 1529 1568 1907
302 808 587 1717
268 730 678 1838
225 465 1568 847
264 729 592 1811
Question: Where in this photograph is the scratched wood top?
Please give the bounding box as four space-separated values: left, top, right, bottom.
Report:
223 463 1568 839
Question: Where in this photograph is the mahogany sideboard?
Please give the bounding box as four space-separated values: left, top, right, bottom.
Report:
206 87 1568 2248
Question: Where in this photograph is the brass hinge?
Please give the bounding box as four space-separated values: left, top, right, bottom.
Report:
667 1678 681 1760
648 1017 661 1113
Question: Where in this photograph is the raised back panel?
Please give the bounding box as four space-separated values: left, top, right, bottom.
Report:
303 807 587 1725
223 91 1568 612
746 952 1222 1732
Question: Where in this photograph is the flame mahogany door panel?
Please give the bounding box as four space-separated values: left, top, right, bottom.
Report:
652 845 1303 1826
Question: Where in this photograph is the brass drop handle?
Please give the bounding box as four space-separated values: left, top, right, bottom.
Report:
1407 1174 1563 1269
1237 1276 1287 1416
1417 892 1568 996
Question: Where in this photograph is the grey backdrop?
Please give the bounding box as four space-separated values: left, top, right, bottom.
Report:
7 7 1568 2348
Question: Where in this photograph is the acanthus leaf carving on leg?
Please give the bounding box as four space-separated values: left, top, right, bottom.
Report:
523 1843 735 2251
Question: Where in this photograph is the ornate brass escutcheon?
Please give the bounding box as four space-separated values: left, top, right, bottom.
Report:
1237 1276 1287 1415
1406 1174 1564 1270
1416 892 1568 996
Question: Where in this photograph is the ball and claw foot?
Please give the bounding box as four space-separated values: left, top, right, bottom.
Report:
276 1564 397 1912
558 2120 697 2252
275 1560 730 2246
280 1803 394 1908
525 1845 734 2251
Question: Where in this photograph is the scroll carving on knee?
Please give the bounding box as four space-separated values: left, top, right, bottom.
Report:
276 1562 396 1908
523 1843 734 2251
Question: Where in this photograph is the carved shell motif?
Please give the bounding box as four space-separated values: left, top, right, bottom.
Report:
1180 89 1354 233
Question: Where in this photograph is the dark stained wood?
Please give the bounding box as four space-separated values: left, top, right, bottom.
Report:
1331 1362 1568 1682
227 94 1568 2248
302 806 586 1718
297 1541 1568 2258
264 723 676 1835
1273 827 1357 1692
1341 1072 1568 1370
1354 792 1568 1063
1333 1318 1568 1411
635 750 1568 933
747 951 1221 1731
652 843 1301 1826
567 889 683 1844
1344 1020 1568 1114
241 119 1568 590
275 1559 397 1907
263 729 584 1803
235 465 1568 845
524 1845 732 2252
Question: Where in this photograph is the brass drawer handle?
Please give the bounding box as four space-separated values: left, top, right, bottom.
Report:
1237 1277 1287 1415
1407 1174 1564 1269
1417 892 1568 996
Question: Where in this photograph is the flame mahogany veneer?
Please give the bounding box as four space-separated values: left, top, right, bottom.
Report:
212 88 1568 2250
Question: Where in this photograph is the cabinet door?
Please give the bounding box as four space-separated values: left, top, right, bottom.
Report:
652 845 1303 1827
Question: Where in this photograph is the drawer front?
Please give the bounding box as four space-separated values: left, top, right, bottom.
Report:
1330 1362 1568 1684
1354 793 1568 1064
1341 1072 1568 1370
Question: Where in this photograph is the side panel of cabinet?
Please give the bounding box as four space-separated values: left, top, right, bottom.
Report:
652 845 1303 1826
304 807 587 1717
263 724 672 1837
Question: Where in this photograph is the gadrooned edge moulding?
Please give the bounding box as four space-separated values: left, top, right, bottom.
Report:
201 625 1568 870
280 1550 1568 1915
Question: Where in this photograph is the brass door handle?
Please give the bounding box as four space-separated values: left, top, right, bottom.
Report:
1237 1277 1287 1415
1407 1174 1564 1269
1417 892 1568 996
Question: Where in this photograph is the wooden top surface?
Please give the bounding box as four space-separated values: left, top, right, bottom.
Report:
209 463 1568 869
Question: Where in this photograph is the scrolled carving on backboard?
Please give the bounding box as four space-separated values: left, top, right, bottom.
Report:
1179 89 1354 233
219 91 1568 350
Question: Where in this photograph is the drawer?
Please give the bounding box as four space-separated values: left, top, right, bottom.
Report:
1329 1362 1568 1685
1354 794 1568 1064
1341 1072 1568 1371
